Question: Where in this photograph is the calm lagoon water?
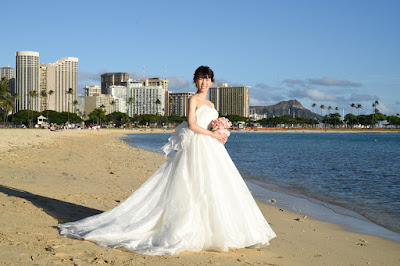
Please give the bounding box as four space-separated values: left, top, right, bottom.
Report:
122 132 400 241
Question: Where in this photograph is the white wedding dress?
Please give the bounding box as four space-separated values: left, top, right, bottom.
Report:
58 105 276 255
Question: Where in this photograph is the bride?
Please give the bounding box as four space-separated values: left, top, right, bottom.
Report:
58 66 276 255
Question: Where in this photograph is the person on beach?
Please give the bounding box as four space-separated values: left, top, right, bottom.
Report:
58 66 276 255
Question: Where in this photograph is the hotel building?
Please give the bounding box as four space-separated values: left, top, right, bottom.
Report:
143 77 169 114
209 83 250 117
0 65 15 94
47 57 79 113
85 94 114 117
76 95 85 118
15 51 40 112
107 85 128 113
84 85 101 96
122 79 166 116
0 65 15 80
100 72 130 94
169 92 195 117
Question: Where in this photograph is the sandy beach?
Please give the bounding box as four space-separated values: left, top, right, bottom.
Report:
1 128 399 265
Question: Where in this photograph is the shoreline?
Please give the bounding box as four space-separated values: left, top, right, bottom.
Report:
1 129 399 265
122 131 400 243
110 127 400 134
246 179 400 243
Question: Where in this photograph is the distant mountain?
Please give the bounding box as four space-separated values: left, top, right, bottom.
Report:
250 99 322 120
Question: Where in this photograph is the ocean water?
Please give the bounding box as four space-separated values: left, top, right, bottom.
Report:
122 132 400 241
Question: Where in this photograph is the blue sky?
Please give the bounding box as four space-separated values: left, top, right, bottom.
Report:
2 0 399 115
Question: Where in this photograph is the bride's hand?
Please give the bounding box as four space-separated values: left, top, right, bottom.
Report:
213 132 228 144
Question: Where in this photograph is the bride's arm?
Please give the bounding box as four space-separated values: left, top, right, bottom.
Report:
187 97 227 144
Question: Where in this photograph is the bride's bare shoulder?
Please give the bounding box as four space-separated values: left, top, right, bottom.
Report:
189 94 206 108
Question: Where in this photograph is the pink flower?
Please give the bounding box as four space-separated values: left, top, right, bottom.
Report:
209 117 232 137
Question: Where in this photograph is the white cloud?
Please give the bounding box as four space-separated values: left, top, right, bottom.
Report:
283 79 306 87
168 76 193 92
249 97 266 106
290 87 336 101
254 83 273 89
348 93 377 102
308 77 361 87
249 87 286 106
375 102 390 114
79 71 101 81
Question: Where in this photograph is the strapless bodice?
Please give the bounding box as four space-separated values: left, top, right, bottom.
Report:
195 105 218 129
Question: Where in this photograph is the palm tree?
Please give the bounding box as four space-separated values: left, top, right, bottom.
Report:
350 103 355 114
327 106 332 114
0 78 13 125
40 89 47 112
99 104 106 125
350 103 356 127
356 104 362 116
155 99 161 127
0 77 11 109
169 97 175 116
356 104 362 125
155 99 161 112
11 93 19 125
110 100 116 113
73 100 79 112
46 90 54 122
334 107 339 128
29 90 38 127
2 98 13 124
72 100 79 123
319 104 325 118
373 100 379 113
66 88 73 122
311 103 316 113
40 89 48 126
319 104 325 128
372 101 379 127
128 97 134 116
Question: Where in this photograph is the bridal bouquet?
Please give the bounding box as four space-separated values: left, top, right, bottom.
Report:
210 117 232 137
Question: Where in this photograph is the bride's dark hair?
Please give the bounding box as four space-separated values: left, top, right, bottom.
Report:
193 66 215 82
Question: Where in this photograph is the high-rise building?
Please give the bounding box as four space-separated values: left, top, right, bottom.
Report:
144 77 168 90
84 85 101 96
209 83 250 117
15 51 40 112
100 72 130 94
39 64 48 111
169 92 195 117
0 65 15 95
76 95 85 118
107 85 127 113
123 79 166 116
47 57 78 113
144 77 169 114
0 65 15 81
85 94 114 117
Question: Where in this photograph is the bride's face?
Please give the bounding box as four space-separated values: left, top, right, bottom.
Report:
195 76 213 93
